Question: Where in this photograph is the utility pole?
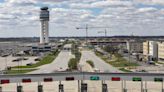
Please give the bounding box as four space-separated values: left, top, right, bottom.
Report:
76 24 88 46
86 24 88 45
127 40 131 69
105 29 107 37
98 29 108 37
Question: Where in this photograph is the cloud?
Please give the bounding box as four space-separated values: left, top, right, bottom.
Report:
70 0 133 9
135 0 164 5
35 0 69 2
4 0 37 7
137 7 157 13
0 0 164 37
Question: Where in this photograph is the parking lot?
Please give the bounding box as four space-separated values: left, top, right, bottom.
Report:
0 55 38 70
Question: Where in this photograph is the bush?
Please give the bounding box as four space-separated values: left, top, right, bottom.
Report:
104 45 119 54
52 49 58 55
75 51 81 61
69 41 81 71
86 60 95 68
68 58 78 70
119 68 132 72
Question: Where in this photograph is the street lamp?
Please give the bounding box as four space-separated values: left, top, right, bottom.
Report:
98 29 107 37
97 29 108 47
1 54 8 74
3 55 8 69
76 24 88 46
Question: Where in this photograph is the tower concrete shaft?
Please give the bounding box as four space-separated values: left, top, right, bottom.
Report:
40 21 49 44
40 7 49 45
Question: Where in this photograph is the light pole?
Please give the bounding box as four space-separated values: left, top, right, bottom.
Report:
76 24 88 46
127 41 131 69
98 29 108 47
98 29 108 37
2 55 8 72
5 56 7 70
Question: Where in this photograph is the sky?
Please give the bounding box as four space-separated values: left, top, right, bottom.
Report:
1 0 164 37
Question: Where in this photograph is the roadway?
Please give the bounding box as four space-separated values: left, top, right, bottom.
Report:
29 50 74 74
79 50 120 92
78 50 162 92
79 50 103 92
1 50 163 92
80 50 120 72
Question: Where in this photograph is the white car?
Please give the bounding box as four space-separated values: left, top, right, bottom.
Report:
93 68 100 72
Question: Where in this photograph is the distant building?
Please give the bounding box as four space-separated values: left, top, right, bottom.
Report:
143 41 149 61
63 44 72 51
126 41 143 53
158 42 164 60
30 7 52 55
31 45 52 54
143 41 158 61
149 41 158 61
89 40 126 48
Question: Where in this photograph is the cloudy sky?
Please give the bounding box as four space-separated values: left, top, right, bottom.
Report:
0 0 164 37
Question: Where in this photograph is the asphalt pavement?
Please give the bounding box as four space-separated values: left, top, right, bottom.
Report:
1 50 163 92
29 50 74 74
80 50 121 72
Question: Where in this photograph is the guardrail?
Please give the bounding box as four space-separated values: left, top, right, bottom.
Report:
0 72 164 84
0 72 164 92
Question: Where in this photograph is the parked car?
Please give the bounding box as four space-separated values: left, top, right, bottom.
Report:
26 63 33 66
12 59 20 62
34 58 41 61
93 68 100 72
148 61 155 65
22 57 28 60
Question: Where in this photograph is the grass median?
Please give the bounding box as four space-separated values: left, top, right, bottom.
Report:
86 60 95 68
95 51 139 68
119 68 132 72
6 69 37 74
12 50 60 69
108 57 139 67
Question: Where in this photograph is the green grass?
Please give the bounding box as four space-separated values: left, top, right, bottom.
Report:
119 68 132 72
95 50 139 67
12 50 60 69
86 60 95 68
95 51 112 63
108 58 139 67
68 58 78 70
156 62 164 64
6 69 37 74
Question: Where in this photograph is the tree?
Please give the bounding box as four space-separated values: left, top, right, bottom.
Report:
68 58 78 70
86 60 94 68
104 45 119 54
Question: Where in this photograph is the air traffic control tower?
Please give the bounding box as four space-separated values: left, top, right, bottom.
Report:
40 7 49 45
30 7 52 54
